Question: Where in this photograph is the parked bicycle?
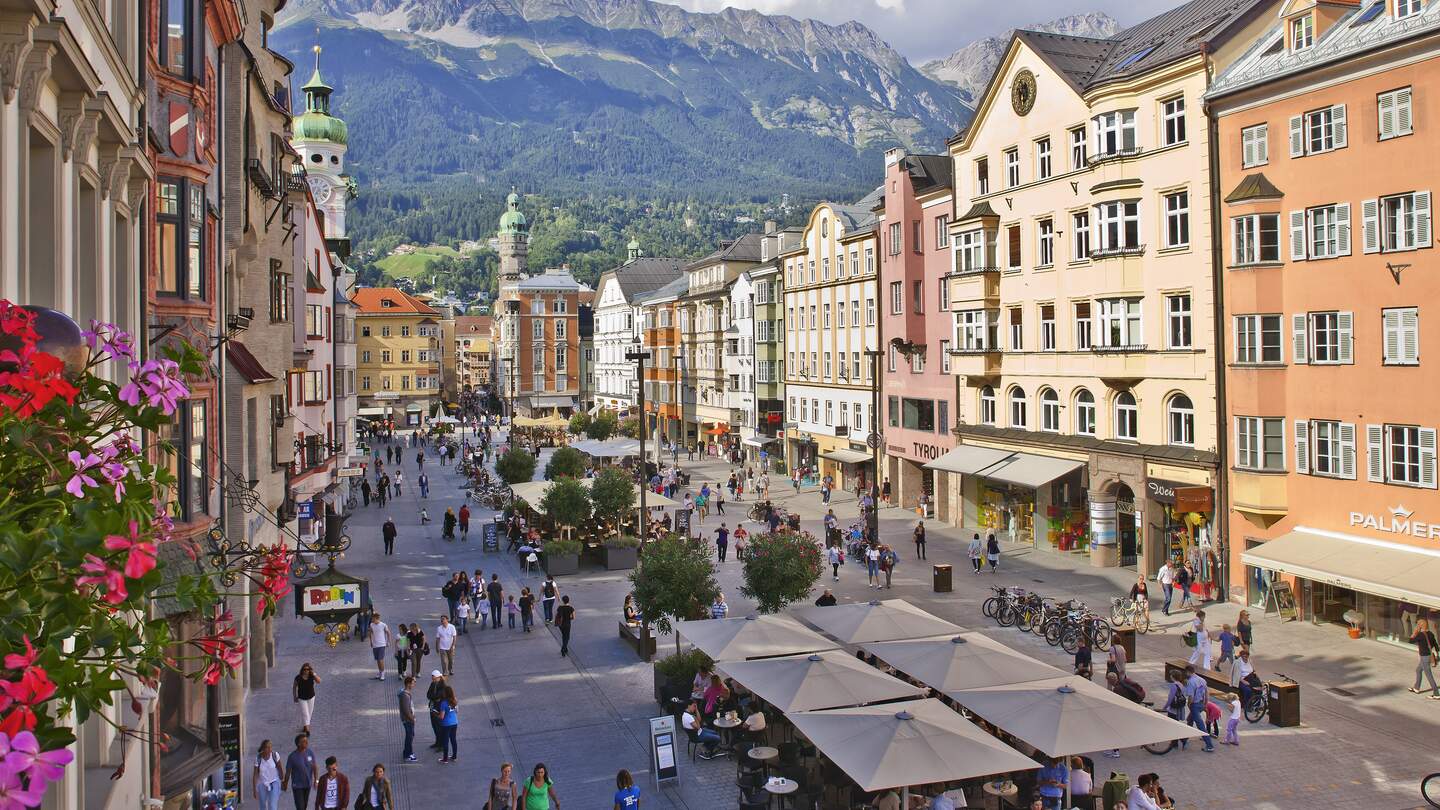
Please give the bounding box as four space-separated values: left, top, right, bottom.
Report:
1422 771 1440 808
1243 672 1294 723
1110 596 1151 633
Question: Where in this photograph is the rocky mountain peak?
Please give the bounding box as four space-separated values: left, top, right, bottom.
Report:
921 12 1121 104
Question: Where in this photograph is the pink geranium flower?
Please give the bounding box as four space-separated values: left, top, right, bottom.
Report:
103 521 156 579
64 451 101 499
0 760 44 809
117 359 188 415
75 555 127 605
1 731 72 784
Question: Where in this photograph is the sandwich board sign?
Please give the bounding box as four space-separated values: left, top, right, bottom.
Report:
649 715 679 787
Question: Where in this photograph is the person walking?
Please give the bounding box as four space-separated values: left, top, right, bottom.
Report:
1176 560 1194 610
967 534 983 574
556 595 576 657
714 524 729 562
912 520 927 560
292 663 320 735
356 764 393 810
1222 691 1243 746
435 615 457 676
382 518 397 556
393 471 404 498
715 488 725 515
542 576 557 625
252 739 284 810
520 588 536 632
425 672 446 752
521 764 561 810
1157 559 1176 615
1409 618 1440 698
827 545 841 582
1183 664 1216 752
376 474 389 508
443 508 457 541
433 685 459 763
459 504 471 541
418 472 429 499
613 769 640 810
360 478 371 507
368 612 390 681
407 625 428 679
456 596 471 635
487 763 519 810
880 545 896 589
1187 610 1214 670
487 574 504 629
314 757 349 810
442 573 463 622
865 544 880 588
985 531 1000 573
397 676 417 763
282 735 317 810
506 595 520 629
1236 609 1254 649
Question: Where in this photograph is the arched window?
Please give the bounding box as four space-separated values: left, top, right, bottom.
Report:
1009 387 1028 429
1115 391 1138 441
979 386 996 425
1075 389 1096 436
1040 388 1060 432
1168 394 1195 446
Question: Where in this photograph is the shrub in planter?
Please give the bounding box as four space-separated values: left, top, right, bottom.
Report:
602 534 641 570
544 446 588 480
543 537 583 575
631 533 719 654
604 535 641 549
654 647 714 706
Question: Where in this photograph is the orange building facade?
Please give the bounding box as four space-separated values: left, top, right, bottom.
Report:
638 276 688 449
1210 0 1440 642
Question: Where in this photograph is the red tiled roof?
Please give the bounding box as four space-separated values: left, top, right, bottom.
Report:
352 287 440 315
226 340 277 384
455 315 492 333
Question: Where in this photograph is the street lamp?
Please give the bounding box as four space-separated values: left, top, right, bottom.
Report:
626 349 652 542
865 348 883 544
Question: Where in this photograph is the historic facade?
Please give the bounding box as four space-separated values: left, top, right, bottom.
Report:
592 242 683 414
355 287 443 426
454 314 493 391
636 275 689 455
744 223 797 468
678 234 763 455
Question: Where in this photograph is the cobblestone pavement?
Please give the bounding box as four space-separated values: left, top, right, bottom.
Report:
247 437 1440 810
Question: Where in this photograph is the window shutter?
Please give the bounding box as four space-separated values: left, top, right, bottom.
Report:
1338 311 1354 363
1367 424 1385 482
1340 422 1357 480
1289 115 1305 157
1415 191 1431 247
1397 88 1413 135
1336 202 1351 255
1362 199 1381 254
1403 308 1420 364
1232 315 1241 363
1234 417 1246 468
1258 126 1269 164
1242 130 1255 167
1294 419 1310 474
1292 313 1309 364
1378 92 1396 139
1289 211 1307 261
1331 104 1347 149
1383 309 1402 363
1423 428 1438 489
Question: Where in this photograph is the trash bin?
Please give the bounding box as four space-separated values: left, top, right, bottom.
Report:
1111 626 1136 663
1268 679 1300 727
932 564 952 593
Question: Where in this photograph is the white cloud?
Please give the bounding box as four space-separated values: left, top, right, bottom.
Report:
667 0 1190 63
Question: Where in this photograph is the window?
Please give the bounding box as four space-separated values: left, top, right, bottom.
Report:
889 281 903 315
400 350 410 363
851 300 860 327
913 221 923 254
556 345 567 371
888 344 898 373
268 260 291 322
888 222 902 256
938 277 950 311
957 229 989 272
1008 387 1028 429
1038 219 1055 266
1036 138 1052 180
1075 303 1093 350
156 180 205 299
1304 311 1353 364
303 370 325 403
902 398 936 431
1115 391 1138 441
1383 424 1438 486
361 376 370 391
865 249 874 275
1094 110 1137 157
1299 204 1351 259
161 0 191 76
361 351 371 363
935 215 950 249
166 400 208 520
1232 214 1281 265
1383 307 1420 365
940 339 951 373
979 386 996 425
1237 416 1286 470
911 347 924 373
852 352 862 380
303 304 324 338
1159 97 1187 147
1005 148 1020 188
1168 394 1194 447
824 402 833 426
1071 211 1091 260
1300 419 1355 478
839 403 849 427
1166 294 1192 349
1164 192 1190 248
1007 225 1022 270
1291 105 1346 157
823 352 832 378
1075 390 1096 436
821 218 829 238
1367 191 1432 253
1008 307 1023 351
553 298 567 314
790 397 798 420
1291 13 1313 51
888 396 900 428
1234 314 1283 364
1094 200 1141 254
850 251 859 276
823 304 831 329
1097 298 1143 348
976 158 990 195
380 350 392 364
866 298 876 326
822 257 830 281
1397 0 1423 17
532 320 544 339
1040 305 1056 351
361 326 371 337
809 306 817 329
1069 126 1087 170
1242 124 1269 167
400 325 411 337
957 309 996 350
1040 389 1060 432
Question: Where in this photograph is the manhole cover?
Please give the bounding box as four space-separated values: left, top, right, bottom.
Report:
491 718 506 727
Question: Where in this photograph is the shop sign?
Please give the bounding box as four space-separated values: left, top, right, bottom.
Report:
1175 487 1213 513
1145 479 1186 504
1349 504 1440 539
911 443 944 461
1089 500 1117 546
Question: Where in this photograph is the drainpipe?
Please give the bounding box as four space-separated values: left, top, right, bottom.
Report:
1203 45 1232 603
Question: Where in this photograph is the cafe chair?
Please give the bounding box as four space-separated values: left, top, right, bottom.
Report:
736 770 765 792
685 728 704 762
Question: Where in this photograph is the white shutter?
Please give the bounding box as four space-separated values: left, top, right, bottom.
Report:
1378 91 1396 140
1403 308 1420 364
1331 104 1347 149
1336 202 1351 256
1397 88 1413 136
1423 428 1438 489
1415 191 1431 248
1234 417 1246 468
1289 115 1305 157
1232 315 1241 363
1242 129 1256 168
1292 313 1309 364
1339 422 1357 480
1367 424 1386 483
1362 199 1381 254
1257 124 1268 164
1338 311 1354 364
1294 420 1310 474
1290 211 1307 261
1383 309 1403 363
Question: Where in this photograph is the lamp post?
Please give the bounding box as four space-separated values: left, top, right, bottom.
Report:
626 349 652 542
865 348 883 543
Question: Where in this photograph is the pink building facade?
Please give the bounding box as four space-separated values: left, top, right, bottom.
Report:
879 148 958 519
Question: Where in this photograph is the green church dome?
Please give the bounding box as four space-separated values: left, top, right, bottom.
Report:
292 51 347 145
499 191 528 234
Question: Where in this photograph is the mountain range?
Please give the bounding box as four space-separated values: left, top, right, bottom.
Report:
921 12 1120 105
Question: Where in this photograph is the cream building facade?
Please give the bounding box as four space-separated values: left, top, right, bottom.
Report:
678 234 762 455
939 0 1275 574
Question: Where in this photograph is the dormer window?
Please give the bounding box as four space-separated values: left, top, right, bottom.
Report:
1291 14 1314 51
381 298 394 308
1396 0 1422 18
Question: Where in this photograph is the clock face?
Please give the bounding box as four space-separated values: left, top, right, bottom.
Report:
308 176 332 204
1011 69 1037 116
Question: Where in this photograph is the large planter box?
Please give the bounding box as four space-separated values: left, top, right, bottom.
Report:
604 546 638 570
653 665 685 709
545 553 580 576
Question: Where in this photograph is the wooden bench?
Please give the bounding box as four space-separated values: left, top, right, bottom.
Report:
1165 659 1230 693
619 620 656 660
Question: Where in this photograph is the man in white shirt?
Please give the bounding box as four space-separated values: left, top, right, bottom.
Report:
435 616 457 676
1157 560 1176 615
1127 773 1161 810
681 702 722 758
369 612 390 681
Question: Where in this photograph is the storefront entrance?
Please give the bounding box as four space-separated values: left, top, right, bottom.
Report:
1116 484 1137 568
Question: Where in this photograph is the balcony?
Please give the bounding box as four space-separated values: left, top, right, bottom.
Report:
948 268 1001 307
1231 470 1288 524
947 347 1001 379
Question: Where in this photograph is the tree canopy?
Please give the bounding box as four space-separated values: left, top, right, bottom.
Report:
540 477 592 529
740 530 824 613
590 466 636 534
630 534 719 653
496 448 537 486
545 446 588 480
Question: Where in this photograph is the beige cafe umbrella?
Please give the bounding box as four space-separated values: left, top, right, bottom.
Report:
794 599 963 645
676 614 835 661
861 633 1066 692
718 650 926 713
787 698 1040 804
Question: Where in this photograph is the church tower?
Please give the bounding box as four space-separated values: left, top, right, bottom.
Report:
291 45 351 238
497 189 529 286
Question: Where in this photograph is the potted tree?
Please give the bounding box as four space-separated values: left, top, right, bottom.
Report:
496 448 537 487
602 535 641 570
568 411 593 437
586 409 618 440
540 477 591 574
542 538 583 576
631 534 719 657
591 466 637 536
652 647 714 709
740 530 825 613
544 446 588 480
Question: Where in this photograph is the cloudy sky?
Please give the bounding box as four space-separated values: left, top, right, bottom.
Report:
671 0 1190 63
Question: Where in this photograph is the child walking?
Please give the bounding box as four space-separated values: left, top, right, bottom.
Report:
455 598 471 635
1223 692 1242 745
506 595 519 629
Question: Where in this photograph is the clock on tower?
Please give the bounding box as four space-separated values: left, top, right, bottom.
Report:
308 176 333 205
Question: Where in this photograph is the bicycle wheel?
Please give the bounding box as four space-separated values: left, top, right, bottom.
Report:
1016 607 1035 632
1060 626 1081 654
1090 619 1113 649
1031 613 1050 636
1135 609 1151 634
1244 694 1267 723
997 603 1017 627
981 598 999 619
1110 605 1126 626
1043 619 1064 646
1422 773 1440 808
1143 739 1177 756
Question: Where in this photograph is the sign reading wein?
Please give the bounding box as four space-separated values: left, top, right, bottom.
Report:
1349 504 1440 539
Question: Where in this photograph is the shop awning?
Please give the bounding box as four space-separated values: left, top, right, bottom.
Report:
358 407 387 417
978 453 1085 489
1242 528 1440 609
743 436 778 448
405 403 424 412
924 445 1012 475
531 395 577 409
822 449 873 465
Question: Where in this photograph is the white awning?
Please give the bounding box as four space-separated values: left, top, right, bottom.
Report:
358 407 387 417
743 436 778 448
978 453 1085 489
924 445 1012 475
822 449 873 465
405 403 425 411
1242 528 1440 609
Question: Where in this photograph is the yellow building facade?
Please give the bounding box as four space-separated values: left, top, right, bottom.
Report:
355 288 444 426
